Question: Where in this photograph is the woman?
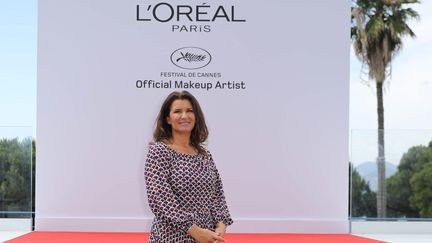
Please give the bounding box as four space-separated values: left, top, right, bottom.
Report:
145 90 233 242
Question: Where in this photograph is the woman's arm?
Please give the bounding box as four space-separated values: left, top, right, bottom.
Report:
145 143 196 233
208 154 234 227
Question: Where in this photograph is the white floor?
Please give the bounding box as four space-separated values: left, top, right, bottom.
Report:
356 234 432 243
2 231 432 243
0 231 31 243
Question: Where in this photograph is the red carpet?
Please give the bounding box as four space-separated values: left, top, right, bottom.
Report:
6 232 385 243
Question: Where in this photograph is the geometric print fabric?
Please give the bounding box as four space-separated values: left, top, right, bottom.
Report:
145 142 233 242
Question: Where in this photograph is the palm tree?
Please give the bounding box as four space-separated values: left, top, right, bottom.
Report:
351 0 419 218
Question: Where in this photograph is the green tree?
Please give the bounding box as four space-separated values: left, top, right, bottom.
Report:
32 139 36 215
410 162 432 217
350 165 377 217
351 0 420 217
386 144 432 217
0 137 33 218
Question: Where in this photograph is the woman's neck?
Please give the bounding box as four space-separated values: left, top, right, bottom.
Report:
167 133 197 155
169 132 191 147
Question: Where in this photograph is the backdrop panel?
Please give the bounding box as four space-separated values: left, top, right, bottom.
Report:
37 0 350 233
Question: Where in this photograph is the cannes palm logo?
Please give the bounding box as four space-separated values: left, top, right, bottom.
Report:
170 47 212 70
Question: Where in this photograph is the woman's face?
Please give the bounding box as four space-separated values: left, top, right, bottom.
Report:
167 99 196 135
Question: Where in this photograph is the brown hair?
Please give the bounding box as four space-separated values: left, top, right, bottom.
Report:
153 90 208 154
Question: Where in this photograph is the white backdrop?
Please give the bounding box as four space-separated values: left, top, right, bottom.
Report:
37 0 350 233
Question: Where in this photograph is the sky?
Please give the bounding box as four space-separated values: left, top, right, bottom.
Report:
0 0 37 139
1 1 431 165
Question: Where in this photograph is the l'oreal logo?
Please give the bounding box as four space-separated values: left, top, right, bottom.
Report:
136 3 246 23
170 47 211 70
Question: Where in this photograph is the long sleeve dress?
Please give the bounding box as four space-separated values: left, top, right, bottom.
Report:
144 141 233 242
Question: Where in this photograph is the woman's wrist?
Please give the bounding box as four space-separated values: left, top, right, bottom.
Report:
187 224 202 238
216 222 226 229
215 221 226 236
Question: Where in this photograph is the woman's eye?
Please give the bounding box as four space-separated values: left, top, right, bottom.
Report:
187 109 194 113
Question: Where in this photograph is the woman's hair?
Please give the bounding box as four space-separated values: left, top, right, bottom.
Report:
153 90 208 154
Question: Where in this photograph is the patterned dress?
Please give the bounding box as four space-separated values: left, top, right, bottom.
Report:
144 142 233 242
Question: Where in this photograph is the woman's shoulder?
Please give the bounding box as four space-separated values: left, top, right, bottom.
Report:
147 141 171 154
148 140 164 147
201 146 213 159
146 141 176 165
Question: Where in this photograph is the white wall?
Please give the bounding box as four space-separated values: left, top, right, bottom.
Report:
37 0 350 233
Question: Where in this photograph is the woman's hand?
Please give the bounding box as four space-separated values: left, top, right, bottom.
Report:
215 222 227 238
188 224 225 243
